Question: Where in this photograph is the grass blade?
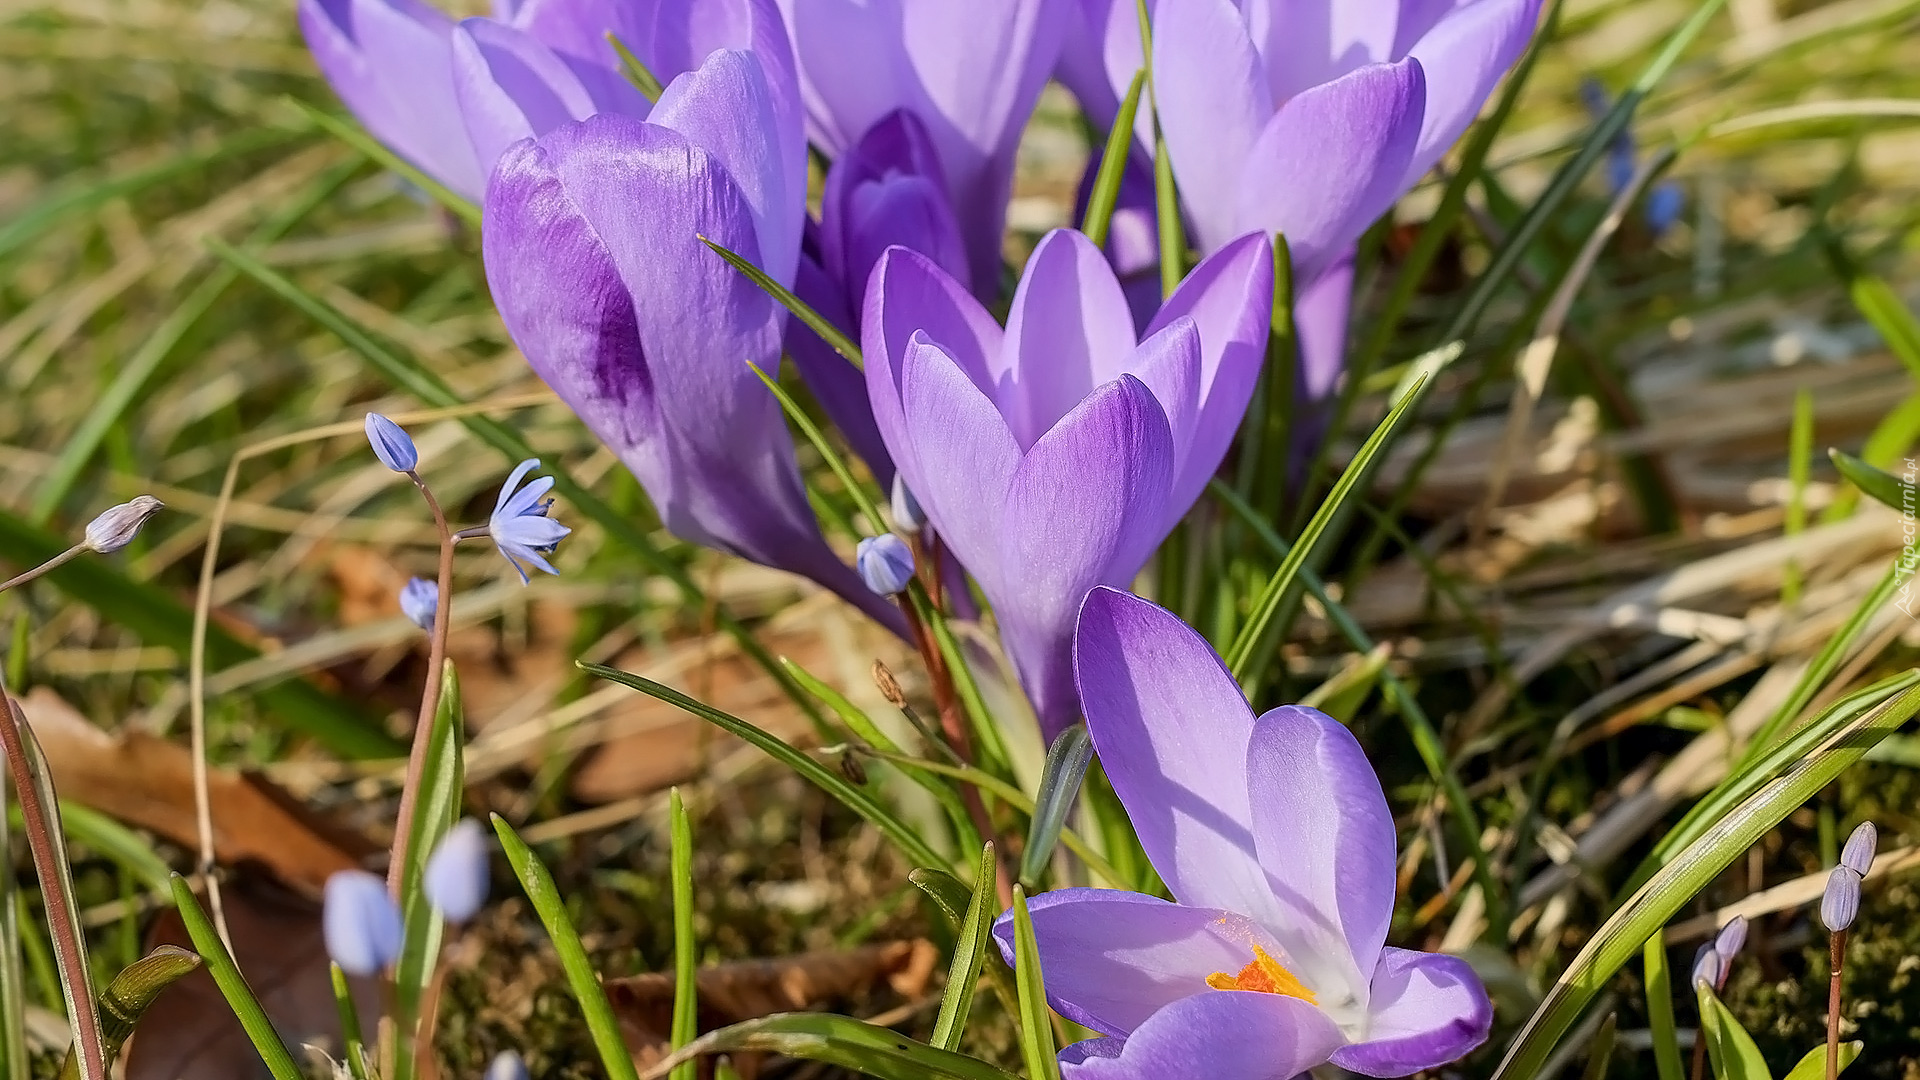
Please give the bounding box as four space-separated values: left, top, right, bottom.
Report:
607 33 664 101
491 816 642 1080
930 844 996 1052
1829 449 1914 514
1019 726 1093 888
1080 69 1148 250
1695 983 1769 1080
669 789 698 1080
1643 934 1684 1080
645 1013 1020 1080
285 98 480 226
1782 1040 1862 1080
1009 886 1061 1080
391 661 465 1080
165 876 304 1080
703 237 860 365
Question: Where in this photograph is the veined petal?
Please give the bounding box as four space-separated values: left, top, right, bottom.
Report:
1056 988 1343 1080
1295 254 1354 405
1152 0 1272 254
895 332 1021 592
1244 705 1397 1003
821 110 968 297
1402 0 1542 189
1142 231 1272 513
1241 0 1402 101
298 0 485 199
451 19 605 184
990 888 1290 1039
1330 948 1492 1076
1233 58 1426 283
997 377 1173 736
1120 318 1201 525
999 230 1138 449
1072 588 1282 925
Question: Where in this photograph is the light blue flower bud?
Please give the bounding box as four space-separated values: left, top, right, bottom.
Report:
856 534 915 596
365 412 419 473
424 818 491 922
1690 944 1722 989
1713 915 1747 969
84 495 163 554
890 475 926 533
486 1051 529 1080
399 577 438 632
1821 866 1861 933
323 869 402 976
1841 821 1877 877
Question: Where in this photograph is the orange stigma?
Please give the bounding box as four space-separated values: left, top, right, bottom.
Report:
1206 944 1318 1004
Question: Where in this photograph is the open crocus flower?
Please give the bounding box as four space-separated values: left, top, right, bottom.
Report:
993 587 1492 1078
775 0 1067 298
483 52 905 634
299 0 799 204
864 228 1272 736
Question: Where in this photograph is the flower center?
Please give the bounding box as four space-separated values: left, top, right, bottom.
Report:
1205 944 1318 1004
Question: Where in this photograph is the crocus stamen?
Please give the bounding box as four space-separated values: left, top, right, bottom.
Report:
1205 944 1318 1005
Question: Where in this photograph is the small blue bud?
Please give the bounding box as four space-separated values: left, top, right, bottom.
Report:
365 412 419 473
399 577 438 632
323 869 402 976
1821 866 1861 933
890 475 926 533
487 1051 529 1080
1690 944 1722 989
1713 915 1748 970
424 818 491 922
856 534 915 596
1646 181 1685 237
84 495 163 554
1841 821 1877 876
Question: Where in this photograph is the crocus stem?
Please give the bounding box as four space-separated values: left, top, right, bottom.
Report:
0 545 84 594
1828 928 1847 1080
386 473 458 898
0 695 106 1080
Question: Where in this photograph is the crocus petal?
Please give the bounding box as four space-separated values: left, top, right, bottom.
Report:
1055 0 1121 127
998 377 1173 736
1060 1039 1126 1066
649 49 800 285
892 332 1021 592
998 230 1139 449
1142 231 1273 512
1072 586 1282 924
1295 254 1354 406
1120 318 1202 518
1402 0 1542 188
1151 0 1273 254
1240 0 1401 102
1233 58 1426 283
1329 948 1492 1076
788 256 893 483
1244 705 1397 1000
451 20 607 187
298 0 484 199
1056 988 1343 1080
821 110 969 297
990 888 1289 1039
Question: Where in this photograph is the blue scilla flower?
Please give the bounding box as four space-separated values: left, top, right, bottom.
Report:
1646 181 1685 238
424 818 491 922
487 1051 529 1080
365 412 418 473
399 576 438 632
856 534 915 596
323 869 402 976
490 459 570 584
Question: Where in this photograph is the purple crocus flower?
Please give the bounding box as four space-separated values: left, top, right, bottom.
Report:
993 587 1491 1078
482 52 905 634
865 228 1273 736
775 0 1069 298
299 0 800 203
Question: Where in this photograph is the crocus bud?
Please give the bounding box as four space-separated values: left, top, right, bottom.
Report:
84 495 163 554
399 577 438 632
1690 944 1722 989
856 534 915 596
890 476 926 533
486 1051 529 1080
1842 821 1878 876
365 412 418 473
1821 866 1862 933
423 818 491 922
323 869 402 976
1713 915 1748 969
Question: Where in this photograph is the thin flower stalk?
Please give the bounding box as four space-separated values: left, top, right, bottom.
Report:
385 469 458 897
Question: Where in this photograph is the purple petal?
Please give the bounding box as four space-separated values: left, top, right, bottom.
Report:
452 20 605 193
1239 0 1401 102
999 229 1139 449
989 888 1290 1039
1060 1038 1126 1066
788 256 893 484
821 110 969 300
1121 318 1202 521
997 377 1173 737
1330 948 1492 1076
650 49 802 285
1234 58 1427 283
1056 988 1343 1080
1402 0 1543 189
1071 587 1279 922
1151 0 1273 254
892 332 1021 593
1142 231 1273 512
1054 0 1122 127
1244 705 1397 1000
298 0 485 199
1295 254 1354 405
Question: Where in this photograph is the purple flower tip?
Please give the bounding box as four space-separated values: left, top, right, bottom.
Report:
424 818 492 922
399 576 438 632
322 869 402 976
1841 821 1878 876
486 1051 529 1080
1690 944 1723 989
84 495 163 554
1713 915 1748 966
1822 866 1862 933
856 534 915 596
365 412 418 473
890 475 926 533
489 459 570 584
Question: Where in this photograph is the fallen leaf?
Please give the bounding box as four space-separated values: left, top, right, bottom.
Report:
606 939 939 1077
19 687 378 894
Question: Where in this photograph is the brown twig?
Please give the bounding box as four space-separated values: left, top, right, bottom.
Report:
0 545 84 593
386 474 458 898
1827 929 1847 1080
